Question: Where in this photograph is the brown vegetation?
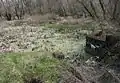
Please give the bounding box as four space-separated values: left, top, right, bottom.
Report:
0 0 119 24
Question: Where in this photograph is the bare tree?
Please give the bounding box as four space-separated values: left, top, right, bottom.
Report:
22 0 33 15
90 0 99 18
0 0 12 20
13 0 25 19
99 0 106 19
0 0 119 22
77 0 95 19
112 0 119 20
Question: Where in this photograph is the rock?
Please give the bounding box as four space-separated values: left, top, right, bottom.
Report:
52 51 65 60
94 30 103 36
85 57 97 66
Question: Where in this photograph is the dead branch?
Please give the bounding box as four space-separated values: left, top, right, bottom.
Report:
90 0 99 18
99 0 106 19
77 0 95 19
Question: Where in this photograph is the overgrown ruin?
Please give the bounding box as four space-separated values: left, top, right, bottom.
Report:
85 30 120 60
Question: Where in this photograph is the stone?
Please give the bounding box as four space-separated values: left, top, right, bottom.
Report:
85 30 120 57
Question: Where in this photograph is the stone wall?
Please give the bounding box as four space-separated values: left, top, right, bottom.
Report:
85 31 120 57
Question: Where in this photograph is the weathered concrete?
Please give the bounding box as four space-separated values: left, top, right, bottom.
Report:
85 30 120 57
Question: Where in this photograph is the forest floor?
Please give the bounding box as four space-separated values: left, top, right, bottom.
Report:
0 18 119 83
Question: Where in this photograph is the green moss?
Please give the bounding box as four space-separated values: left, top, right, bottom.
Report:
0 52 61 83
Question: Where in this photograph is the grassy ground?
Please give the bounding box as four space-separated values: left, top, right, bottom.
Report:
0 52 61 83
45 22 96 33
0 20 100 83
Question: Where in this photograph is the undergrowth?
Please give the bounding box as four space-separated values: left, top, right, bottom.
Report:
45 23 96 33
0 52 61 83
